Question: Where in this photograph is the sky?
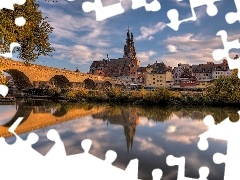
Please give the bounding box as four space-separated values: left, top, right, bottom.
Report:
15 0 240 72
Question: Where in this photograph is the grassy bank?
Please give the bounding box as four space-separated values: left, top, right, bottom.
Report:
46 86 239 107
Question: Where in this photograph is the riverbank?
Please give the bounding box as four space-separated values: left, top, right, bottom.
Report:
11 72 240 107
58 87 239 108
13 87 240 108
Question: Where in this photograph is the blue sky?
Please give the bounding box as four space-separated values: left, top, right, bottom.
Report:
23 0 240 72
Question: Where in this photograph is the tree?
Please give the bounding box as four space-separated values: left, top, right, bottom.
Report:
0 0 54 63
83 78 96 90
0 72 7 84
103 81 112 88
205 70 240 104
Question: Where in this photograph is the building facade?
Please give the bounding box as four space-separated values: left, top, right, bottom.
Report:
89 28 146 86
145 61 173 88
173 63 191 85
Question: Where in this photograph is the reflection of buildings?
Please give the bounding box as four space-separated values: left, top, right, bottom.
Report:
93 107 140 152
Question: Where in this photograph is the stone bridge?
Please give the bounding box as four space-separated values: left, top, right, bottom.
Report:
0 58 113 88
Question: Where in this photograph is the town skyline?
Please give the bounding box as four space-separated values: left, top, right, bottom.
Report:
12 0 240 72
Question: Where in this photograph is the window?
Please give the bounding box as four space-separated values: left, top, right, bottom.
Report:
153 78 155 80
157 80 159 82
153 82 155 84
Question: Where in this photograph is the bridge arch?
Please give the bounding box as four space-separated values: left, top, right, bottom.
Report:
50 75 71 88
3 69 33 89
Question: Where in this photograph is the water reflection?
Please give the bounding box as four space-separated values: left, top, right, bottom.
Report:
0 101 237 179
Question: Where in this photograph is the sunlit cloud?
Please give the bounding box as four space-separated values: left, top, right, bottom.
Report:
136 22 166 41
137 50 157 65
156 33 240 67
167 44 178 52
139 116 156 127
163 113 208 144
135 137 165 156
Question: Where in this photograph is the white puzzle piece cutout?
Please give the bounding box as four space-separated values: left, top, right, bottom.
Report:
0 42 21 58
167 0 221 31
225 0 240 24
212 30 240 78
82 0 125 21
0 0 26 26
198 112 240 180
0 0 25 58
0 85 9 97
166 155 209 180
0 0 25 10
131 0 161 12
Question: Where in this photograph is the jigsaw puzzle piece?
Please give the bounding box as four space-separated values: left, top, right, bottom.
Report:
131 0 161 12
45 129 67 157
198 112 240 179
212 30 240 78
213 149 240 179
212 135 240 180
7 117 42 156
152 169 163 180
198 112 240 151
0 85 9 97
0 42 21 59
167 0 221 31
82 0 125 21
0 0 26 10
197 115 215 151
65 139 139 180
225 0 240 24
166 155 209 180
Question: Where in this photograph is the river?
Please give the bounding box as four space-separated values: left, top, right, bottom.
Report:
0 100 238 179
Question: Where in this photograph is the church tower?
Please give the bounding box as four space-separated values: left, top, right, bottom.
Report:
124 27 136 59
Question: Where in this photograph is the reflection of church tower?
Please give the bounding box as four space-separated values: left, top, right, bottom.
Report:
124 108 140 153
124 27 136 59
124 124 136 153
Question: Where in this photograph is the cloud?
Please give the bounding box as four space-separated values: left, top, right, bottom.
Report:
37 6 124 65
138 116 156 127
41 7 110 46
135 137 165 156
155 33 240 67
52 43 105 65
167 44 178 52
148 36 154 40
112 48 123 54
135 22 166 41
137 50 157 65
163 113 208 144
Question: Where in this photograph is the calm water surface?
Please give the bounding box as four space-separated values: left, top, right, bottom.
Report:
0 101 238 179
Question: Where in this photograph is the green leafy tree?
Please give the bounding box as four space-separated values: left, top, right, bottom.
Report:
0 0 54 63
205 69 240 104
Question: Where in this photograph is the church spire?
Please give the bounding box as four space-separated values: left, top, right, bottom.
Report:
124 27 136 59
